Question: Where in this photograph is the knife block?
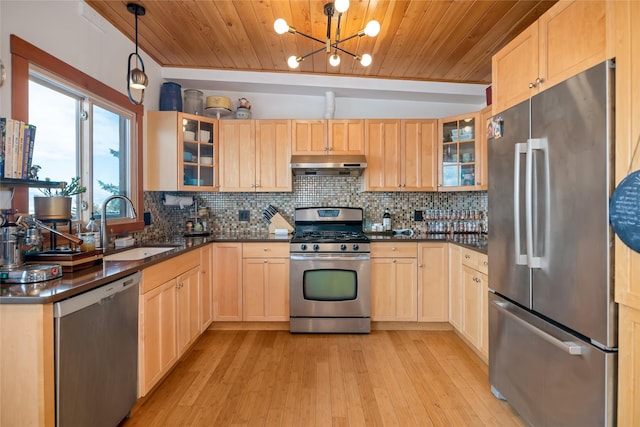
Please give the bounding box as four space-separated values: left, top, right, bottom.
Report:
268 213 294 234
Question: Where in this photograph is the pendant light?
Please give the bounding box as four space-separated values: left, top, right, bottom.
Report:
126 3 148 105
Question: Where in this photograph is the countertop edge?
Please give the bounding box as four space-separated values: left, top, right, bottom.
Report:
1 234 485 304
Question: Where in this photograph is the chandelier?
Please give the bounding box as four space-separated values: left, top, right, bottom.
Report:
274 0 380 69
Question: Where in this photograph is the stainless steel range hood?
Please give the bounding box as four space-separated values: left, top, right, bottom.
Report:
290 154 367 176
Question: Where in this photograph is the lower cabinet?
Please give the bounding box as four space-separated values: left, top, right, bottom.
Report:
451 247 489 359
242 242 290 321
417 242 449 322
199 243 214 331
176 266 201 356
618 304 640 425
448 244 463 330
371 242 418 321
212 242 243 321
139 251 200 396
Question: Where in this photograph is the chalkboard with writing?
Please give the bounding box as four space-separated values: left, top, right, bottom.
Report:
610 170 640 253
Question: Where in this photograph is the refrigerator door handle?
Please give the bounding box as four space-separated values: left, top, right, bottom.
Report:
492 300 586 355
514 143 528 265
525 138 548 268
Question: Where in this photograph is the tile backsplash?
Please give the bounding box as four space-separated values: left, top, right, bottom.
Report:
138 176 487 241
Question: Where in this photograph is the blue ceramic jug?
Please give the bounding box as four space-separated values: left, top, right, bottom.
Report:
159 82 182 112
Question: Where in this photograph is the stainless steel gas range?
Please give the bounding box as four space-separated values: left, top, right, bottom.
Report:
289 207 371 333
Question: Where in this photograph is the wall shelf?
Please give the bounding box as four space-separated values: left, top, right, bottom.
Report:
0 178 65 189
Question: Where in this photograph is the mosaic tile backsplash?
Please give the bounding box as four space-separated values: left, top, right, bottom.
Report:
138 176 488 242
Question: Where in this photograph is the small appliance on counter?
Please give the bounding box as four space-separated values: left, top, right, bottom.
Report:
0 214 63 283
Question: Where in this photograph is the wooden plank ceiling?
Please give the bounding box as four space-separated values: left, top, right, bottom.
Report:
85 0 557 85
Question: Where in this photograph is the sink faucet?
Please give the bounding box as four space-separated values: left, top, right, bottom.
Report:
101 195 137 249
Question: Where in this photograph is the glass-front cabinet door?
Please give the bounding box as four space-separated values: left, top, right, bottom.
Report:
181 114 216 190
438 112 480 191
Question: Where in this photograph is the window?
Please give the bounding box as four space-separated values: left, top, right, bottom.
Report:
10 35 144 235
28 71 135 223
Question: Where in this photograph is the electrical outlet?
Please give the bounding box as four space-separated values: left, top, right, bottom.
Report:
143 211 152 226
414 210 424 221
239 210 250 222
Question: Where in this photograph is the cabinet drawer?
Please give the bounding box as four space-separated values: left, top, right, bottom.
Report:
242 242 289 258
141 251 199 293
461 247 488 274
477 253 488 275
371 242 417 258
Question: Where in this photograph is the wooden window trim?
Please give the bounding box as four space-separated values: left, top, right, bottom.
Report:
10 34 145 234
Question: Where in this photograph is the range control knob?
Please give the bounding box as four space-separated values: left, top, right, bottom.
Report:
312 244 320 251
352 244 359 251
340 244 347 251
300 244 307 251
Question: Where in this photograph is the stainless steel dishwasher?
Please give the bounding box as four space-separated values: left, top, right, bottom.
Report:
54 271 141 427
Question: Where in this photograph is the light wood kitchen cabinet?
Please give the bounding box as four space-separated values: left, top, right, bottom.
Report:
492 0 607 114
364 119 402 191
448 244 463 330
370 242 418 321
477 106 491 190
139 277 178 396
219 120 292 192
176 266 201 356
327 119 365 154
459 247 489 359
212 242 243 321
242 242 290 321
139 251 199 396
612 1 640 423
438 112 482 191
365 119 438 191
0 304 54 427
199 244 213 331
292 119 327 154
146 111 218 191
291 119 365 155
618 304 640 425
417 242 449 322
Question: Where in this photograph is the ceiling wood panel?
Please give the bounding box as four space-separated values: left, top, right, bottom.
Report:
85 0 557 84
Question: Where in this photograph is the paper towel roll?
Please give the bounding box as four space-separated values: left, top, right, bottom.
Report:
163 195 193 208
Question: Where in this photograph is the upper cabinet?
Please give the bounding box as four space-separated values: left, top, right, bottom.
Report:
437 112 482 191
364 119 437 192
219 119 292 192
146 112 218 191
327 120 365 154
291 119 365 155
492 0 607 114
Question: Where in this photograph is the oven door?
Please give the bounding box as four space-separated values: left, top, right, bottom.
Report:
290 252 371 319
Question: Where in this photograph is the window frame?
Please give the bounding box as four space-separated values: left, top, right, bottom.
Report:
10 34 144 235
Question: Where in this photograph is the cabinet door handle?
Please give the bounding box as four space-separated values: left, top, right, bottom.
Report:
392 259 396 263
465 254 471 259
263 247 269 251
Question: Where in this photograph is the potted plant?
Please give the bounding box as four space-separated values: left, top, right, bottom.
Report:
34 177 87 220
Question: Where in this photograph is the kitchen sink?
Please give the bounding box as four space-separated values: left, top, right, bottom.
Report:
103 246 178 261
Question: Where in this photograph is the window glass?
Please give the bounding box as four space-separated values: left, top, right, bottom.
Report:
92 104 131 219
28 77 80 218
27 70 134 223
303 269 358 301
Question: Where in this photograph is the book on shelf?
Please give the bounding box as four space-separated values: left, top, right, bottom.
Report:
0 118 36 180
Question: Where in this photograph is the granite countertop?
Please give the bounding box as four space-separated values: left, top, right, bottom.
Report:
0 231 486 304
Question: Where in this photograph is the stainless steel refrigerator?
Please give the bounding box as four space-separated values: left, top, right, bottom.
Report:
487 60 617 427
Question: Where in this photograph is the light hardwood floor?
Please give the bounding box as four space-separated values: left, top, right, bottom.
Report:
123 330 524 426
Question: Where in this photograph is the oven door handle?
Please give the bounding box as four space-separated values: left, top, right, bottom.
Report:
290 254 371 261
